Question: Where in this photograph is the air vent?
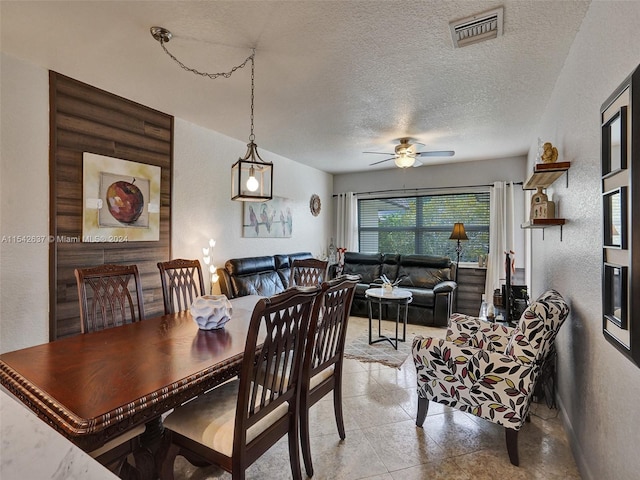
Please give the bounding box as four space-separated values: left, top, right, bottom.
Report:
450 7 504 48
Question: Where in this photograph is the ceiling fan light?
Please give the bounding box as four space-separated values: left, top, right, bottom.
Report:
394 155 415 168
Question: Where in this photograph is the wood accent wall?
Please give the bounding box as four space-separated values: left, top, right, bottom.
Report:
49 72 173 340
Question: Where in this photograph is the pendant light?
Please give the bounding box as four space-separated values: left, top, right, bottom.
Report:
150 26 273 201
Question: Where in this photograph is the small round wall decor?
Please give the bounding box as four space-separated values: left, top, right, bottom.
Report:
310 194 321 216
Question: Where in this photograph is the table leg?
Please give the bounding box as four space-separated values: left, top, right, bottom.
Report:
368 299 373 345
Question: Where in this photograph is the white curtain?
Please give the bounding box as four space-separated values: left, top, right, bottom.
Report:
335 192 358 251
485 181 516 304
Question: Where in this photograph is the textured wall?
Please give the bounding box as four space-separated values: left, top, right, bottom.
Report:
172 118 333 294
0 53 49 352
528 2 640 479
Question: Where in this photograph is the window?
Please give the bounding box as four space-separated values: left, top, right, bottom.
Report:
358 192 490 262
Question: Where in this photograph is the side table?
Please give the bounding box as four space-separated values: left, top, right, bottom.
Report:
365 287 413 349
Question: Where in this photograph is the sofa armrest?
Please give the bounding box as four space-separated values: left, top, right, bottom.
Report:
433 280 457 294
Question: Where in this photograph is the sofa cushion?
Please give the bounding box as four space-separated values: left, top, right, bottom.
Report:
381 254 400 281
342 252 383 284
230 272 284 297
397 255 453 289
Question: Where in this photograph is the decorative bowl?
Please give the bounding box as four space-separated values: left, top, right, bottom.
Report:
190 295 233 330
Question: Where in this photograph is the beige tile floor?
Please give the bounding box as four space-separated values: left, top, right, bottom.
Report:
173 317 581 480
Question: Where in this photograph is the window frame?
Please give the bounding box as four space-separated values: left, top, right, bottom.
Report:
357 188 490 262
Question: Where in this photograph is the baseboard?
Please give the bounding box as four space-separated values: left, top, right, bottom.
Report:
556 394 593 480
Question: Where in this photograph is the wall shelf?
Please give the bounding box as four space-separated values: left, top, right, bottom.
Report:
522 161 570 241
521 219 566 240
523 162 571 190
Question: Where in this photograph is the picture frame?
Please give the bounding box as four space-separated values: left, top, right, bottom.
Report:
603 263 627 329
82 153 161 242
242 196 292 238
603 186 627 249
601 105 627 178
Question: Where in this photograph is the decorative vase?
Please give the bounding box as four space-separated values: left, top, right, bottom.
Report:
189 295 233 330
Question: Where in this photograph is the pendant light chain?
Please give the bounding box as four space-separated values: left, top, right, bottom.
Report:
249 50 255 142
158 36 254 80
151 26 271 201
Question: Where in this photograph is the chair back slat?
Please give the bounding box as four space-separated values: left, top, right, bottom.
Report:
74 264 145 333
235 286 320 439
157 259 206 314
307 275 359 378
290 258 328 287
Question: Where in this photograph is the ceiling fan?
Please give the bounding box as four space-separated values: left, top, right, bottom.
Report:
364 138 455 168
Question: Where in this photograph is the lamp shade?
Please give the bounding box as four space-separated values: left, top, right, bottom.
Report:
449 222 468 240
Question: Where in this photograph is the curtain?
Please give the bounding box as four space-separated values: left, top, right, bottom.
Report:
484 181 516 304
335 192 358 251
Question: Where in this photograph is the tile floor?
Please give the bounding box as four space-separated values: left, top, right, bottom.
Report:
173 317 581 480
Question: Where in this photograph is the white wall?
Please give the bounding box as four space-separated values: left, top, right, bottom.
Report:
172 118 333 293
0 53 49 352
527 2 640 479
0 53 333 352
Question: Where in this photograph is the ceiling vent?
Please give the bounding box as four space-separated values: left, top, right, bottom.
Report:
449 7 504 48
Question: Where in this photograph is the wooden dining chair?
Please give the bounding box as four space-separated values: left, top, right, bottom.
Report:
299 274 359 477
74 263 145 333
157 258 206 314
73 263 146 474
290 258 328 287
160 286 322 480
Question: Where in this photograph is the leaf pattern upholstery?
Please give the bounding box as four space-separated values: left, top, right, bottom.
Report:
413 290 569 431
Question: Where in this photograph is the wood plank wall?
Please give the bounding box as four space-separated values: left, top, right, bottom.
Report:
49 72 173 340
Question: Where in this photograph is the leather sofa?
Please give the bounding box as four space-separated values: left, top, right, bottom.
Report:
217 252 314 298
331 252 457 327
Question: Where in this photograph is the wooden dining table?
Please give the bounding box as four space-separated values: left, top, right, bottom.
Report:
0 294 263 478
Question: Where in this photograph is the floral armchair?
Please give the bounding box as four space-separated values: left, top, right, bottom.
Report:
412 289 569 466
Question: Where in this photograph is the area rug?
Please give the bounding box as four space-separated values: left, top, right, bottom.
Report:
344 334 413 369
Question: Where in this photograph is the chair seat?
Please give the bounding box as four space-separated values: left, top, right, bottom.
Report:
89 424 145 458
163 379 289 457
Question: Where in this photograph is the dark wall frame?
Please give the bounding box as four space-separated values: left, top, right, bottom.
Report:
600 64 640 367
49 72 173 340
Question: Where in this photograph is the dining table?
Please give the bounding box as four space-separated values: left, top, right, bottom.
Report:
0 294 263 479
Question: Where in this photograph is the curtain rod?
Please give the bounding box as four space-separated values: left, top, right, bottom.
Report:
332 181 523 197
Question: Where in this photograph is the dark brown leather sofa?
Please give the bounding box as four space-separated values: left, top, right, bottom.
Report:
331 252 457 327
217 252 313 298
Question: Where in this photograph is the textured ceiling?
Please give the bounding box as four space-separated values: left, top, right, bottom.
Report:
1 1 590 174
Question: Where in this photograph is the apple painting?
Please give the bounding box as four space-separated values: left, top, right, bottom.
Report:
106 178 144 224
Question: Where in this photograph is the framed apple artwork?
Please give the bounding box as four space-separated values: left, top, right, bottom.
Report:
82 153 161 242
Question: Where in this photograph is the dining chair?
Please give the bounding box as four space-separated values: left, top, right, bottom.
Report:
300 274 359 477
73 263 146 474
157 258 206 314
290 258 328 287
160 285 322 480
74 263 145 333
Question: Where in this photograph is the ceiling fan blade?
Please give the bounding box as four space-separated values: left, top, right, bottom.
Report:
363 151 394 155
369 157 394 166
415 150 455 157
412 160 423 167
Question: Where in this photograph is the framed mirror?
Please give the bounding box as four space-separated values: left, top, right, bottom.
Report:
603 263 627 329
600 64 639 367
601 106 627 177
603 186 627 249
